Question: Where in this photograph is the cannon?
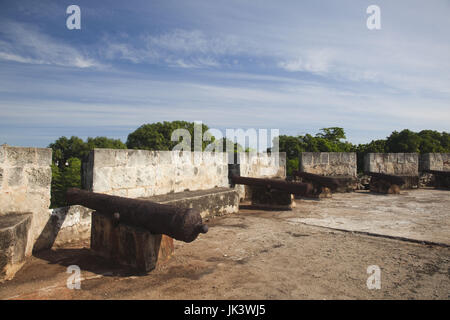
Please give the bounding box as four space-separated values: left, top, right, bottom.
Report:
66 188 208 243
422 170 450 178
230 175 313 195
292 171 355 192
366 172 408 194
366 172 406 186
422 170 450 189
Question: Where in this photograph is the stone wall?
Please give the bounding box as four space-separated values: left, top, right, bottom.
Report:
83 149 230 197
364 153 419 176
237 152 286 178
419 153 450 172
33 206 93 250
0 146 52 255
299 152 357 177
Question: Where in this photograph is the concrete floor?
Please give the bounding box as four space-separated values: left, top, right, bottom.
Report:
291 188 450 246
0 188 449 300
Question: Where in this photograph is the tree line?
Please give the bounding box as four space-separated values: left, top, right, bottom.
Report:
276 128 450 176
48 122 449 207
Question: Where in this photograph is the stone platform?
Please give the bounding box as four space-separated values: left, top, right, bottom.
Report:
369 175 419 194
249 186 295 210
91 211 173 273
0 213 32 282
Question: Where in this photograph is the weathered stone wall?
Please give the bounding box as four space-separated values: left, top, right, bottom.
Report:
83 149 230 197
233 152 286 200
237 152 286 178
299 152 357 177
419 153 450 172
33 206 93 250
0 146 52 255
364 153 419 176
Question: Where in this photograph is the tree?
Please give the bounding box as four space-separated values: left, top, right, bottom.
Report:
49 136 87 169
277 127 354 175
48 136 126 207
126 121 212 151
316 127 346 143
86 136 127 151
50 157 81 208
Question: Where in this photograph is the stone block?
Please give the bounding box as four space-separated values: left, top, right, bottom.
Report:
91 211 173 273
0 147 5 164
114 150 128 167
93 149 116 168
5 147 36 167
0 213 32 282
320 153 329 164
92 167 112 192
7 167 24 187
36 148 52 166
127 150 147 167
25 167 52 190
300 152 356 177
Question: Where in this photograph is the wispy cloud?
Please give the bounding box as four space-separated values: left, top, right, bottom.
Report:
0 21 101 68
278 50 334 74
100 29 250 69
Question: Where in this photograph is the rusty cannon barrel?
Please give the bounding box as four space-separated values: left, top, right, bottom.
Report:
366 172 406 186
230 175 313 195
422 170 450 178
292 171 347 190
66 188 208 243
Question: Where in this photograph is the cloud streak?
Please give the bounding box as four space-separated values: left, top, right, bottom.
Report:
0 21 101 68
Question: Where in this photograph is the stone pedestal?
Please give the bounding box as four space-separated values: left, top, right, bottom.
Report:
369 175 419 194
0 213 32 282
91 211 173 273
249 186 295 210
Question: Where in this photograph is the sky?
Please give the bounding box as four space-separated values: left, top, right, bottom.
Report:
0 0 449 148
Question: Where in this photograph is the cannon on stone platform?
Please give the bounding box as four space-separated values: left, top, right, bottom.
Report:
292 171 356 195
66 188 209 272
230 175 313 195
422 170 450 189
230 175 314 209
66 188 208 243
366 172 406 194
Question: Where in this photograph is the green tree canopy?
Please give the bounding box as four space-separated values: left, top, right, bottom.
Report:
49 136 126 168
48 136 126 207
126 121 212 151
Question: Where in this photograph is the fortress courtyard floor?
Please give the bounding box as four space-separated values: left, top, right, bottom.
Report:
1 188 449 300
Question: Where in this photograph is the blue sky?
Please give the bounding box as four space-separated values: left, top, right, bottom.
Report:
0 0 449 147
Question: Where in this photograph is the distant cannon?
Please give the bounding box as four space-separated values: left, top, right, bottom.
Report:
367 172 406 186
66 188 208 243
422 170 450 189
230 175 313 196
292 171 355 192
366 172 410 194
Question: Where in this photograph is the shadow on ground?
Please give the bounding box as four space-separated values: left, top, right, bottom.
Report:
33 248 145 277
